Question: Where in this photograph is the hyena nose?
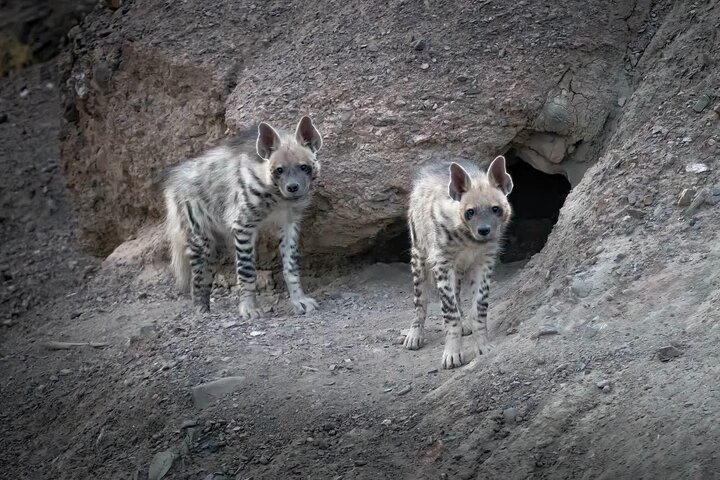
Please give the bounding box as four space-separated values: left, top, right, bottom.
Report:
287 183 299 193
478 226 491 236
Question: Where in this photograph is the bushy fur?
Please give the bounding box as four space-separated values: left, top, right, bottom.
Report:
163 116 323 318
404 156 513 369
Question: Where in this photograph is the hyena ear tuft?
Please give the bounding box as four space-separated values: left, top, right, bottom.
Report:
257 122 282 160
487 155 513 196
295 116 323 153
448 162 472 201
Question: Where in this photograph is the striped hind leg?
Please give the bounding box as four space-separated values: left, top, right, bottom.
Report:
404 246 429 350
188 230 214 313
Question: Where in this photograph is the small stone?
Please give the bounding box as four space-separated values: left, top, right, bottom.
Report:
181 419 198 429
602 385 612 392
571 277 593 298
714 103 720 116
249 330 266 337
677 188 695 207
420 63 430 70
93 62 112 89
692 95 710 113
617 96 626 107
397 385 412 396
625 207 645 219
657 345 681 362
354 459 367 466
413 39 426 51
257 455 271 465
531 324 559 339
59 369 72 376
191 376 245 409
381 419 392 426
685 163 710 174
503 407 518 423
596 379 611 389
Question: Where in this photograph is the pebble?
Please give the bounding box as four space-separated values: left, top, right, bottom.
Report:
596 379 611 389
571 277 593 298
396 385 412 396
181 419 198 429
692 95 710 113
420 63 430 70
657 345 681 362
685 163 709 174
59 369 72 376
191 376 246 409
531 324 559 339
677 188 695 207
413 39 426 51
503 407 518 423
381 419 392 426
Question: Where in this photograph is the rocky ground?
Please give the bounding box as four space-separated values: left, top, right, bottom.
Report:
3 0 720 479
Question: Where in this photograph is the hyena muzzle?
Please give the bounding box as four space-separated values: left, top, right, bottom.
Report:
404 155 513 369
163 116 323 318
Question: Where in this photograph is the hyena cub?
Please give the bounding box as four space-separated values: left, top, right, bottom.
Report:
163 116 323 318
404 156 513 369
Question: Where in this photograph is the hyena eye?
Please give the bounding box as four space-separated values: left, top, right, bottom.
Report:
274 167 284 176
464 208 475 220
492 206 503 216
299 164 312 174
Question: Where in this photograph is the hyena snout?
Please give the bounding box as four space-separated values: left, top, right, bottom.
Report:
286 182 299 193
477 225 492 237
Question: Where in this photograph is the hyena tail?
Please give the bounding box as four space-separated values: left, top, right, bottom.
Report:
165 191 191 293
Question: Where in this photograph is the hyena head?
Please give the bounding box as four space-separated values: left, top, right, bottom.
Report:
448 155 513 242
256 116 323 200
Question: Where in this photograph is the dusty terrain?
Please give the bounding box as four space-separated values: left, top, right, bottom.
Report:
2 0 720 479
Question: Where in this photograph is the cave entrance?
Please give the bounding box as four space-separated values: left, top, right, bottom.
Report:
501 150 572 263
358 151 572 266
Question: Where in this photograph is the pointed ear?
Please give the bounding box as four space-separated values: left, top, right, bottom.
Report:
295 116 323 153
448 163 472 201
487 155 513 196
256 122 282 160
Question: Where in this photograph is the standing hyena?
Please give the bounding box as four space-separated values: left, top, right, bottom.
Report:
163 116 323 318
404 156 513 369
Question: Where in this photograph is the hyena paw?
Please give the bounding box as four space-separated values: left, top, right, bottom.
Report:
239 299 263 320
441 338 467 369
193 298 210 314
403 327 425 350
291 296 318 315
461 319 473 336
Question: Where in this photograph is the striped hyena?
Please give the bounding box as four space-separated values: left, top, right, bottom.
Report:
163 116 323 318
404 156 513 369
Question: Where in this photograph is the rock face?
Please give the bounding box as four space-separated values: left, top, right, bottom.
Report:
0 0 95 75
59 0 643 260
